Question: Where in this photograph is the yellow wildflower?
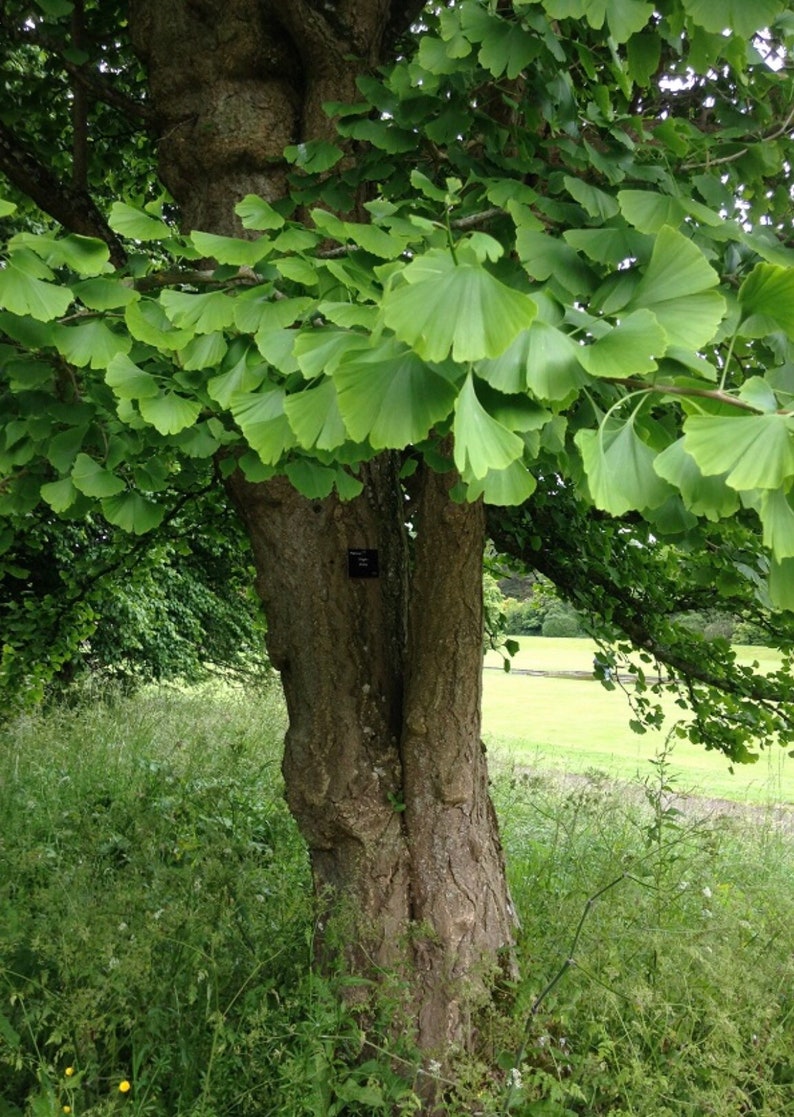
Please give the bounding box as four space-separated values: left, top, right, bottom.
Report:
63 1107 72 1114
119 1080 131 1094
64 1067 74 1077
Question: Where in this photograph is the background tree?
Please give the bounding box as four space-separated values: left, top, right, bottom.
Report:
4 0 794 1066
0 494 268 710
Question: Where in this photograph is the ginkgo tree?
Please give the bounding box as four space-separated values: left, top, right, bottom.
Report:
4 0 794 1061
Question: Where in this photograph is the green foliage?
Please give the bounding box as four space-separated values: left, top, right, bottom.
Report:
0 687 422 1116
5 0 794 616
4 689 794 1116
540 608 583 639
491 759 794 1116
0 500 269 714
502 579 586 637
489 483 794 765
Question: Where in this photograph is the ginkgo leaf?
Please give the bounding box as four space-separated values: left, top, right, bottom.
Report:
618 190 685 232
138 392 202 435
175 423 222 459
40 476 79 513
769 557 794 611
629 226 725 349
334 339 458 448
681 0 784 39
234 294 313 334
576 418 673 515
683 414 794 490
71 453 126 498
577 309 666 378
476 19 541 79
284 459 337 500
106 353 161 400
46 426 87 472
738 376 778 413
478 321 587 401
234 195 287 230
738 263 794 339
653 437 740 520
0 265 72 321
179 331 228 370
318 301 379 329
284 379 348 451
207 350 267 408
383 249 537 362
563 177 619 220
564 227 648 266
463 459 537 505
453 372 524 479
516 229 594 295
544 0 653 41
11 232 110 276
760 487 794 559
54 319 132 369
342 221 409 259
101 491 166 534
293 329 369 379
255 327 300 374
189 230 272 267
74 278 139 310
109 202 171 241
284 140 344 173
125 299 192 350
160 289 236 333
229 388 296 464
475 383 550 433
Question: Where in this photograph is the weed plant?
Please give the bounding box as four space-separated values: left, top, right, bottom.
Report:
2 688 794 1115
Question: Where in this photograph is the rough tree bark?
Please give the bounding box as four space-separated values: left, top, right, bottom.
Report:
130 0 516 1056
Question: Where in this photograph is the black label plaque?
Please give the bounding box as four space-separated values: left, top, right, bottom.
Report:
348 549 379 578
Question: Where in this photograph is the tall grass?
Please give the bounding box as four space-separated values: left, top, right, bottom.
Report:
2 686 794 1115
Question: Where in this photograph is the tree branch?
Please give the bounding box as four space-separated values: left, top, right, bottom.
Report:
487 498 794 757
0 120 126 267
0 14 152 126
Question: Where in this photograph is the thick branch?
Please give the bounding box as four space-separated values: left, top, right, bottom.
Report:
487 500 794 739
0 120 126 267
70 0 89 192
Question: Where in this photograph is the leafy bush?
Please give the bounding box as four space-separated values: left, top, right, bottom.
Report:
733 619 769 645
502 578 586 637
541 606 584 639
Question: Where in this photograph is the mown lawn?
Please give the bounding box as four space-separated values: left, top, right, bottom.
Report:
483 637 794 805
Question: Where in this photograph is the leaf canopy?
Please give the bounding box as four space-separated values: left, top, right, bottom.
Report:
3 0 794 626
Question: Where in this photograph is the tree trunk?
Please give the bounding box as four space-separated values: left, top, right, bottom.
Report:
130 0 516 1057
225 457 515 1052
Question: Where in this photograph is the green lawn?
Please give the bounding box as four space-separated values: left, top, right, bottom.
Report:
483 636 794 805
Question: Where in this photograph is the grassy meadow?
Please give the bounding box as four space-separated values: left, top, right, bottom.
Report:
2 656 794 1115
483 636 794 806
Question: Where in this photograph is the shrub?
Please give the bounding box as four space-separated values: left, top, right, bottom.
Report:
541 606 584 638
733 619 769 645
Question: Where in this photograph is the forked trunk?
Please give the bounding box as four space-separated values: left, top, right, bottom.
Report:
131 0 516 1057
226 459 516 1053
